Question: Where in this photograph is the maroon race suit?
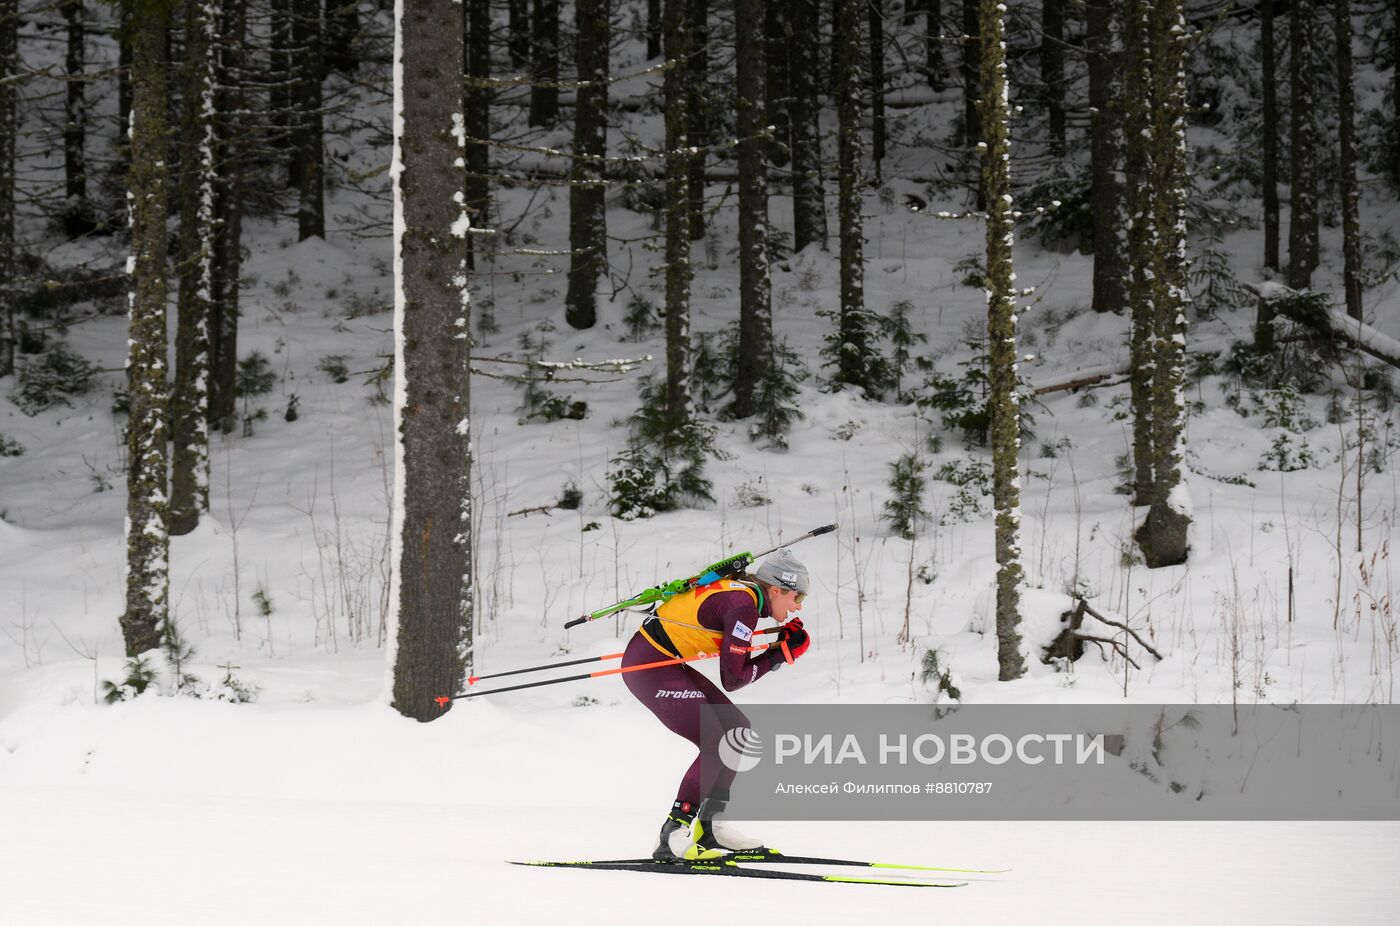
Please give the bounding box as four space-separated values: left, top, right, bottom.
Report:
621 587 781 806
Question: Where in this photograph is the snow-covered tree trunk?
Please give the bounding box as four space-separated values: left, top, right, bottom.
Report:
61 0 91 238
171 0 218 537
1336 0 1362 320
1041 0 1064 153
387 0 473 722
464 0 490 270
1123 0 1155 506
732 0 771 418
1287 0 1318 289
564 0 609 330
836 0 871 391
121 2 172 658
789 0 827 252
293 0 326 240
210 0 248 433
1138 0 1190 569
663 0 693 419
1261 0 1279 270
0 0 15 378
529 0 559 126
1087 0 1124 315
979 0 1024 682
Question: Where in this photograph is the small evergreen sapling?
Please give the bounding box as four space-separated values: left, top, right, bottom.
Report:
882 452 930 540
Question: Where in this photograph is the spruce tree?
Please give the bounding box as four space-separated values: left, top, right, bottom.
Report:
789 0 827 252
1137 0 1191 568
61 0 92 238
978 0 1024 681
122 0 174 657
1261 0 1279 270
389 0 473 721
835 0 875 393
292 0 326 240
663 0 693 421
924 0 945 91
464 0 490 270
0 0 15 377
868 0 885 180
1336 0 1362 320
686 0 709 239
529 0 559 127
210 0 249 433
731 0 772 419
564 0 610 330
1287 0 1319 289
1123 0 1155 505
1087 0 1125 315
171 0 218 537
1041 0 1065 153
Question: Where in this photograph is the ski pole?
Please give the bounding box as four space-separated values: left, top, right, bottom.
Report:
456 627 784 689
565 523 837 629
434 642 775 706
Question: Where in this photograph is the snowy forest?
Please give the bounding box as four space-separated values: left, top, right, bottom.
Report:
1 0 1399 922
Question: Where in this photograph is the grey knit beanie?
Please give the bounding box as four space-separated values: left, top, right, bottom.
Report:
753 547 810 594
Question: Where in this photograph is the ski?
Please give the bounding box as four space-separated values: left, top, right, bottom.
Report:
513 848 1006 875
511 858 967 887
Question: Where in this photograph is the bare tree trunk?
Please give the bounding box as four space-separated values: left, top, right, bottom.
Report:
836 0 870 390
210 0 247 433
509 0 530 68
61 0 93 238
564 0 609 330
122 5 172 657
172 0 218 537
464 0 490 270
647 0 661 59
1262 0 1279 270
0 0 16 377
868 0 885 182
664 0 693 418
766 0 790 167
1336 0 1362 320
1124 0 1154 505
789 0 827 252
687 0 709 239
1041 0 1064 153
293 0 326 240
324 0 359 73
925 0 945 91
389 0 473 722
978 0 1024 681
1287 0 1318 289
529 0 559 126
1138 0 1191 569
961 0 982 206
732 0 771 417
1087 0 1124 315
271 0 292 158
